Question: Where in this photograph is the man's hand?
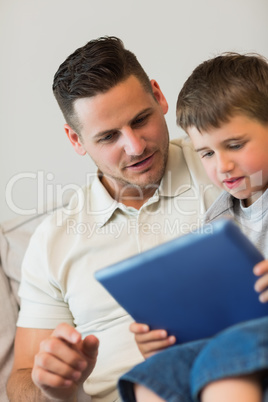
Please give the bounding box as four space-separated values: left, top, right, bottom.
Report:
254 260 268 303
130 322 176 359
31 323 99 401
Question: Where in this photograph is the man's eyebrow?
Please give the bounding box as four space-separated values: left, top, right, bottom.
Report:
93 128 117 140
130 107 153 124
93 107 153 140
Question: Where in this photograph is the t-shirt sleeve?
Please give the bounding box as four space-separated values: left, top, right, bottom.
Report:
17 218 74 329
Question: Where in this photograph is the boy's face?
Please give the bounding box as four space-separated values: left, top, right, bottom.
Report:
64 75 169 203
188 115 268 207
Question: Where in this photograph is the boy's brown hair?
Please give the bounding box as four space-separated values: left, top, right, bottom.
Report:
176 52 268 133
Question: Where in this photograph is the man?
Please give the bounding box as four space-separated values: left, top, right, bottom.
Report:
7 36 219 402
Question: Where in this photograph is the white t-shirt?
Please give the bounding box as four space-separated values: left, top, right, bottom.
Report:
205 188 268 258
18 138 220 402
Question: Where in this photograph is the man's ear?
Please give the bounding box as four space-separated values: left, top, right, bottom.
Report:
64 124 86 156
150 79 169 115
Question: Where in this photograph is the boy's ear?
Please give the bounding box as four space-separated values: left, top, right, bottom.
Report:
64 124 86 156
150 79 169 115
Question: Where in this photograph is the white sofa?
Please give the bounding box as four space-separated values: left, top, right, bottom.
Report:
0 211 49 401
0 200 93 402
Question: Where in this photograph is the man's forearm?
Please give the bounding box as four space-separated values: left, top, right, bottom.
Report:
7 369 77 402
7 368 48 401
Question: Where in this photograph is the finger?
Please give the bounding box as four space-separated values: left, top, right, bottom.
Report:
253 260 268 276
34 352 85 382
32 366 78 401
135 329 169 344
83 335 99 357
254 274 268 293
258 289 268 303
140 337 176 359
130 322 149 334
32 364 75 389
78 335 99 380
82 335 99 359
52 323 81 345
39 337 87 370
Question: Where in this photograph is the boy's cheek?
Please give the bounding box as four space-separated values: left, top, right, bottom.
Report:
204 167 220 188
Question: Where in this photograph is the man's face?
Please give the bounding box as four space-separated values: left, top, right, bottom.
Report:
65 76 169 203
188 115 268 206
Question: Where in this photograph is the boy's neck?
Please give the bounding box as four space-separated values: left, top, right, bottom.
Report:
241 189 265 208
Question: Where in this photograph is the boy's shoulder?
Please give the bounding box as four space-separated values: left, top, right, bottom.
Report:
205 192 234 223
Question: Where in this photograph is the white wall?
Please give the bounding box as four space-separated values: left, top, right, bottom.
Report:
1 0 268 222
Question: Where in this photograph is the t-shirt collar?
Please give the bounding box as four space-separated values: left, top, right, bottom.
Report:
91 142 192 227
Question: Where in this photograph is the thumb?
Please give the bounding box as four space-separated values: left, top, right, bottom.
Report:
82 335 99 373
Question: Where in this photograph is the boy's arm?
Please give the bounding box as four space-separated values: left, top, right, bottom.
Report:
130 322 176 359
7 323 99 402
254 260 268 302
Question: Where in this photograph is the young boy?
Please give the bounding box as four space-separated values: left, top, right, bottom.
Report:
117 52 268 402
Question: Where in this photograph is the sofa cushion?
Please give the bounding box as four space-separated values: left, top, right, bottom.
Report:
0 190 93 401
0 261 18 401
0 210 60 401
0 213 51 305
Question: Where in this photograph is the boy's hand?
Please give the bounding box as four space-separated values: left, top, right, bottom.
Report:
254 260 268 303
130 322 176 359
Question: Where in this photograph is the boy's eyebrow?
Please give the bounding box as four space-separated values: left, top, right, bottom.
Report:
195 135 248 153
93 107 153 140
194 146 208 153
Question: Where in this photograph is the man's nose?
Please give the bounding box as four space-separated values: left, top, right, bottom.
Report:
123 129 146 156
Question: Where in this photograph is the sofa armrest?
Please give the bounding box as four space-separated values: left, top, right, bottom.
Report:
0 210 60 401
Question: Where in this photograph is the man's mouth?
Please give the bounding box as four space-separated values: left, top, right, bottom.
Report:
126 153 154 170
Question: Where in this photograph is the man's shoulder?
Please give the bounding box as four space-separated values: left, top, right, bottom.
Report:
169 137 195 151
29 184 94 237
168 137 207 176
30 175 118 243
169 137 200 165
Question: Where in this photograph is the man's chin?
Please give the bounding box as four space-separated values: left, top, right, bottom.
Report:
127 173 163 190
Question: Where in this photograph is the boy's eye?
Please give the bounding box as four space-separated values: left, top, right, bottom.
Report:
201 151 214 158
229 142 243 150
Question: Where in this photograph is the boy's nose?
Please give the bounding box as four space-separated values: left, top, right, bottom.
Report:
123 129 146 156
217 154 234 173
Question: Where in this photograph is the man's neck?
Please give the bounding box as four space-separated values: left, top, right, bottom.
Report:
101 175 159 210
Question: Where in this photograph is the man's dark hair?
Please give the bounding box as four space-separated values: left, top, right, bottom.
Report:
176 52 268 133
53 36 152 133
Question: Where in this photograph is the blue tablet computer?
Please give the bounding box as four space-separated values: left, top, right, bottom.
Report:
95 219 268 343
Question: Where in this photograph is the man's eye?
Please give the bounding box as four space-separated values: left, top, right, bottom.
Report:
99 132 117 143
132 114 149 127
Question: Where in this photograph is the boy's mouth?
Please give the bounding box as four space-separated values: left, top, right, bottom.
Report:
223 176 245 190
